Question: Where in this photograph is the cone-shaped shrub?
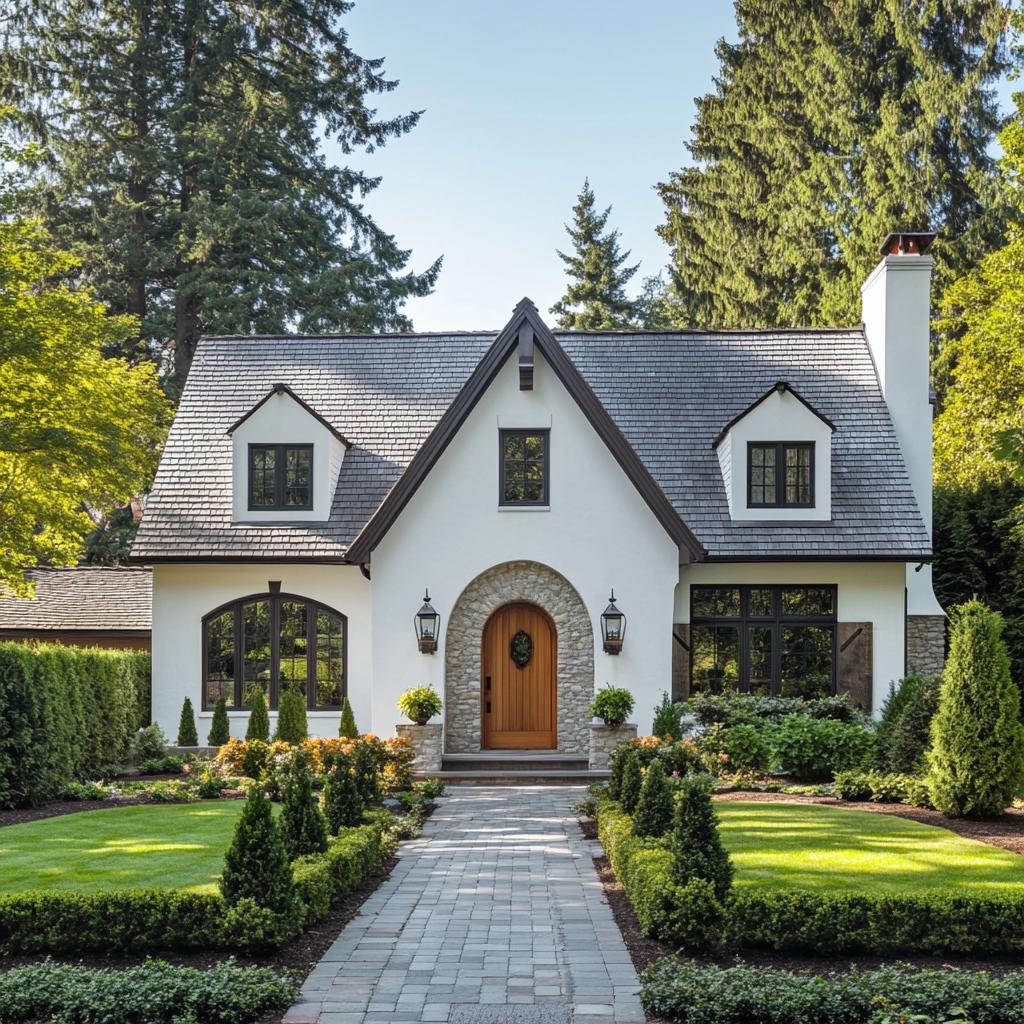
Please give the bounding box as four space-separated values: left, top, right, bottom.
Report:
608 743 630 800
353 739 380 805
671 774 733 901
322 756 363 833
176 698 198 747
619 746 643 814
275 688 308 744
634 758 674 838
221 785 297 915
280 748 328 860
246 689 270 742
928 600 1024 818
207 698 230 746
339 696 359 739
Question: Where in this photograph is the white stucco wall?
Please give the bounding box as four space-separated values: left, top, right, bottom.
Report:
151 563 370 740
675 561 907 715
368 348 681 741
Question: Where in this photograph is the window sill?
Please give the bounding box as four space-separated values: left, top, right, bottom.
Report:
198 710 344 717
497 505 550 513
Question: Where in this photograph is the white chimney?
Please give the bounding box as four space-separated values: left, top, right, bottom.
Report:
861 231 944 619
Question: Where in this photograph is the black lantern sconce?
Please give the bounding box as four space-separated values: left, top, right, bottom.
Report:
415 590 440 654
601 589 626 654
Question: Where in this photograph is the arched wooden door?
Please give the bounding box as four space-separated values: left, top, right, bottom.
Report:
481 602 556 749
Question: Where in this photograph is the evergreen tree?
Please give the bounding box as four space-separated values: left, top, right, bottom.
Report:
928 600 1024 818
633 758 675 838
2 0 441 393
656 0 1007 330
619 747 643 814
671 775 734 900
353 740 380 805
279 748 328 860
339 696 359 739
245 690 270 743
550 180 639 330
176 698 198 747
322 756 363 834
207 698 230 746
275 688 308 745
607 743 629 801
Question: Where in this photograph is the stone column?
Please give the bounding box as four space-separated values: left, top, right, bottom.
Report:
589 723 638 770
906 615 946 677
396 723 443 774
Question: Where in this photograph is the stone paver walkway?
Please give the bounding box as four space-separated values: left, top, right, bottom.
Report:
284 785 643 1024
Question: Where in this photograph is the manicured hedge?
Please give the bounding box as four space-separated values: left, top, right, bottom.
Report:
597 801 1024 956
0 642 151 808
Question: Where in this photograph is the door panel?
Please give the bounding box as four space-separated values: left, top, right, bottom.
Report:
482 603 556 749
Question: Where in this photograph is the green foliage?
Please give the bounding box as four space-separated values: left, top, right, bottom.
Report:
771 715 875 781
245 690 270 742
651 692 685 740
339 696 359 738
880 677 941 774
131 723 167 763
322 756 363 834
835 770 922 806
682 692 863 728
833 769 874 801
176 698 198 747
670 775 733 902
275 688 308 745
619 747 644 813
353 739 380 805
929 600 1024 818
633 759 675 838
396 686 442 725
280 749 328 861
607 743 629 800
722 724 770 775
240 740 269 781
208 699 230 746
589 685 635 727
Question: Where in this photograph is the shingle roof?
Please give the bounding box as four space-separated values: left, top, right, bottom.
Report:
0 567 152 632
132 322 931 563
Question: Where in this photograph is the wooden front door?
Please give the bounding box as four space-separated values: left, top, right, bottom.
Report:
482 603 556 749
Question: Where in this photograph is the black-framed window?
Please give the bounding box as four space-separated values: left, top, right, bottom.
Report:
748 442 814 508
499 429 549 506
690 585 836 698
248 444 314 510
202 592 346 711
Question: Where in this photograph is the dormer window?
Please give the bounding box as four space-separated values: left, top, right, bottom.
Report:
748 442 813 509
248 443 314 511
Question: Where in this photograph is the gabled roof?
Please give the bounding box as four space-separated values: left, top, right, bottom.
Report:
227 383 351 446
711 381 836 449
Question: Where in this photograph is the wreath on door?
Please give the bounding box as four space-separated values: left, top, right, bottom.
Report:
510 630 533 669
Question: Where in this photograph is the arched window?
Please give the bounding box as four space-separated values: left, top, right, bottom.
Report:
202 593 346 712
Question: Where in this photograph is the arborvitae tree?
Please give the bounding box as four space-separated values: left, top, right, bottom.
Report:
221 785 296 914
656 0 1007 331
633 759 675 838
619 747 643 814
671 775 733 900
279 748 328 860
353 740 380 806
245 690 270 743
608 744 629 800
339 697 359 739
207 698 230 746
550 179 639 330
2 0 440 392
928 600 1024 818
322 756 363 834
275 688 308 745
176 698 198 747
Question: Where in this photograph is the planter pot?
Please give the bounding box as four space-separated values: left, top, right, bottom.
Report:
396 723 443 774
589 722 638 770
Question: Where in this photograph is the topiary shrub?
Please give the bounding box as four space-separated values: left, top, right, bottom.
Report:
322 756 363 834
207 698 230 746
353 739 380 805
887 677 940 774
771 715 874 781
246 689 270 742
275 688 308 744
619 746 643 813
722 723 770 775
396 686 442 725
633 759 674 838
928 599 1024 818
176 698 198 747
280 748 328 860
607 743 630 800
339 696 359 738
670 774 733 901
590 684 635 727
651 692 684 740
130 723 167 763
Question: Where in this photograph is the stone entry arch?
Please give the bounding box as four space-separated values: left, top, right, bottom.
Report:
445 561 594 754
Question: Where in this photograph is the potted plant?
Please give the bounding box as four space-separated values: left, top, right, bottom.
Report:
589 684 635 727
588 685 637 771
395 686 443 774
397 685 443 725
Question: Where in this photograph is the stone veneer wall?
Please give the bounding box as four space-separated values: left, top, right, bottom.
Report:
906 614 946 677
589 723 637 770
444 561 594 755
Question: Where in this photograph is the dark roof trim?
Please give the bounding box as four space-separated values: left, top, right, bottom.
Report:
132 555 349 565
711 381 837 449
0 627 150 638
226 383 352 447
702 553 931 563
347 298 707 564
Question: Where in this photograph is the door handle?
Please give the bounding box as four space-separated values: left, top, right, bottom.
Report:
486 701 491 713
485 676 492 691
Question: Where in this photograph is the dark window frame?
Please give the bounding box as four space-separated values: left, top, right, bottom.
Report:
498 428 550 507
747 441 815 509
689 584 837 697
247 443 314 511
201 592 347 712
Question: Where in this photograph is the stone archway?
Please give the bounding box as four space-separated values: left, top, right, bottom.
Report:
445 561 594 754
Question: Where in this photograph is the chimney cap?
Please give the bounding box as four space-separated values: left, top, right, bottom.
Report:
880 231 936 256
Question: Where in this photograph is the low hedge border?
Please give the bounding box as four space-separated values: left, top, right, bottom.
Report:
0 821 391 954
597 800 1024 956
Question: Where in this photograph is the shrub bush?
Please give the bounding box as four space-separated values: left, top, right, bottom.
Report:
683 692 863 729
722 723 770 775
176 697 199 747
245 690 270 742
619 746 643 813
589 684 635 727
634 759 674 838
208 698 231 746
396 686 443 725
137 755 184 775
671 775 733 901
353 738 380 805
607 743 629 799
275 688 308 744
652 692 685 740
339 696 359 738
323 756 363 833
833 770 927 806
929 599 1024 818
833 769 873 801
876 675 940 773
771 715 874 781
131 723 168 763
280 748 328 861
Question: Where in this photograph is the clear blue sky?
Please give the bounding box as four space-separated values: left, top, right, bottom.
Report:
337 1 1016 333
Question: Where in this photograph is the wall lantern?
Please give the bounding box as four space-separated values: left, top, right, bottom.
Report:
601 590 626 655
415 590 440 654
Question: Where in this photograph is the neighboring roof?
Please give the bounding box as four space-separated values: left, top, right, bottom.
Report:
132 308 932 563
711 381 836 449
227 382 351 446
0 567 152 632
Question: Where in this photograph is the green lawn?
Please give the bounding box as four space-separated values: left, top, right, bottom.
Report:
0 803 259 894
717 801 1024 895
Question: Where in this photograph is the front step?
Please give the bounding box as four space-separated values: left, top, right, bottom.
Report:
441 752 589 773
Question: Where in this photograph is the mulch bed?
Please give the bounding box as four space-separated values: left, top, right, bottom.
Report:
0 797 150 827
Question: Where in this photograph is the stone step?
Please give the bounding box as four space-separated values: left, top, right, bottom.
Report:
441 752 590 773
417 769 609 785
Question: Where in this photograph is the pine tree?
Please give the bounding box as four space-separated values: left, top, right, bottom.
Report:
2 0 441 393
275 688 308 745
339 697 359 739
353 740 380 806
671 775 734 900
928 600 1024 818
279 748 328 860
607 744 630 800
656 0 1007 330
246 690 270 743
176 698 198 747
550 180 639 330
322 756 363 834
633 759 675 838
207 698 230 746
619 747 643 814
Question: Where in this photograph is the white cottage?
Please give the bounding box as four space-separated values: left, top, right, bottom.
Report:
133 232 945 767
